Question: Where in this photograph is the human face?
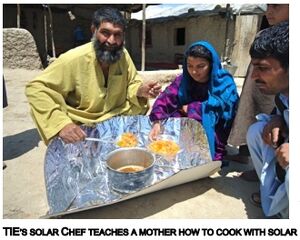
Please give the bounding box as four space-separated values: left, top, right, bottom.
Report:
266 4 289 26
92 21 124 64
187 56 210 83
251 57 289 96
94 21 124 47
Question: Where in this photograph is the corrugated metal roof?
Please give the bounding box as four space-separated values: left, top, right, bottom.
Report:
132 4 267 20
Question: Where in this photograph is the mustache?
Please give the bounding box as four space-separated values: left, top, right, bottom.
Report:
255 79 266 84
101 43 120 51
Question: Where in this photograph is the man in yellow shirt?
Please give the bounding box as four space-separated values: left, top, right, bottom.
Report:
26 7 161 145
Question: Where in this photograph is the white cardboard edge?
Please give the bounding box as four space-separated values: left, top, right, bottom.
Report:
43 161 221 218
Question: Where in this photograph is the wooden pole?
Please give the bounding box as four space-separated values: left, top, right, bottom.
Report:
223 4 230 61
47 5 56 58
141 4 146 71
43 6 48 56
17 4 20 28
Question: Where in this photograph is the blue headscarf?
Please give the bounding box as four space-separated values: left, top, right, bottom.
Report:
178 41 239 158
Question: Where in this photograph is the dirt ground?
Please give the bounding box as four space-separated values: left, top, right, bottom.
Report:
2 68 264 219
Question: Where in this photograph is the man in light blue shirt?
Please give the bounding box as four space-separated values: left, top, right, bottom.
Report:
247 21 289 218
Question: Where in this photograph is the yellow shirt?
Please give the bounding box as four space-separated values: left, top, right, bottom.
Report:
25 42 148 144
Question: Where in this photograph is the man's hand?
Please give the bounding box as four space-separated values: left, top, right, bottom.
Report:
149 122 161 141
59 123 86 144
137 80 162 99
275 143 289 169
262 115 287 147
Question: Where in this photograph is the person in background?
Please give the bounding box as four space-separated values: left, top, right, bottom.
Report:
149 41 239 161
26 7 161 145
3 76 8 169
227 4 289 180
3 76 8 108
247 21 289 218
73 26 87 47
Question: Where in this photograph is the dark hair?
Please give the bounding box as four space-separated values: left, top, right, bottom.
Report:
250 21 289 69
92 7 126 30
185 45 212 63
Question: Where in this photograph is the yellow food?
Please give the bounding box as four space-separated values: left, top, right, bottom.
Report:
117 133 138 147
148 139 180 156
117 165 145 173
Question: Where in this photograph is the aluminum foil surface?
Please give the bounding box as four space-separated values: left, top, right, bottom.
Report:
45 116 212 216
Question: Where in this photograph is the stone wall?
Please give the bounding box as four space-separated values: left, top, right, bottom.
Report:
3 28 43 70
138 69 181 85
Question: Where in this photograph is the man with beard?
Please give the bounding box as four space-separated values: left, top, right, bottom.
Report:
26 7 161 145
246 21 289 218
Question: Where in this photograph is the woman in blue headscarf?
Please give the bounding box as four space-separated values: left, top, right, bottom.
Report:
149 41 239 161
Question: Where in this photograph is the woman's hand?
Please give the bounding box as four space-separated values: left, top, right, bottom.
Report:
181 105 188 115
58 123 86 144
149 121 161 141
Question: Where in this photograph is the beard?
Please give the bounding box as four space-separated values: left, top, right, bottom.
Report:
92 34 124 65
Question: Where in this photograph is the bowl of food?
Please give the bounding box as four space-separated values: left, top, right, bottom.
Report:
116 132 138 148
148 134 181 158
105 147 155 193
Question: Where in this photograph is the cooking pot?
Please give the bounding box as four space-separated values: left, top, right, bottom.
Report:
106 147 155 193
